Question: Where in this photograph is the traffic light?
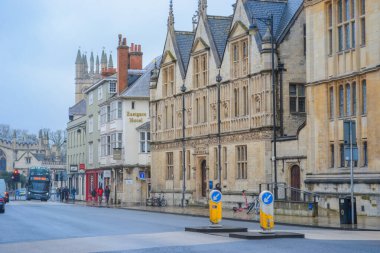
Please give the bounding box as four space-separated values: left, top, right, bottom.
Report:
13 169 20 182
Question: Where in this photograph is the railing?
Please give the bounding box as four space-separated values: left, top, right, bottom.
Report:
259 182 319 203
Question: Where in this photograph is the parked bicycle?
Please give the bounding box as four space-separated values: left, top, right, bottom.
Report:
246 195 260 215
232 190 260 215
146 193 167 207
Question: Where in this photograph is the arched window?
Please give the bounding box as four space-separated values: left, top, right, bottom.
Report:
234 88 239 117
339 85 344 117
329 87 334 118
362 79 367 114
243 87 248 116
346 83 351 116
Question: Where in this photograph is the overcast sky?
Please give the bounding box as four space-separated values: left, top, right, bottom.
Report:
0 0 235 134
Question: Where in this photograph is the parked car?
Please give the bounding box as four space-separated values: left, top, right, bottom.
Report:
0 194 5 213
0 179 7 204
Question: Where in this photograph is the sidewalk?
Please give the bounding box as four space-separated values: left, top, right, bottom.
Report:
71 200 380 231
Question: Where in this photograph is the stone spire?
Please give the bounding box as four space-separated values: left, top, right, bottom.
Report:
90 52 94 74
75 49 82 78
75 49 82 64
167 0 174 29
96 55 100 74
83 54 88 76
108 53 114 68
101 49 108 70
262 27 272 43
198 0 207 17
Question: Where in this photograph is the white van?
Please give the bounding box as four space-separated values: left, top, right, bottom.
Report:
0 179 6 197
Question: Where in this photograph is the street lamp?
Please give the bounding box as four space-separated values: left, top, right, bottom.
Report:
181 83 186 207
216 70 222 186
249 14 278 199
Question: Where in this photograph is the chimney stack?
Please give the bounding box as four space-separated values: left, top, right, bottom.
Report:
117 34 129 94
129 43 143 70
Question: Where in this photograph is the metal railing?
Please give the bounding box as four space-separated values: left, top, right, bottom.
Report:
259 182 319 203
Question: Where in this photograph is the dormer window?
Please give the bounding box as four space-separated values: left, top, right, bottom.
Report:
231 39 249 78
162 65 175 97
109 81 117 93
193 53 208 88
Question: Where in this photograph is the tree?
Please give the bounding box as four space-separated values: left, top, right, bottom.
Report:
49 130 67 162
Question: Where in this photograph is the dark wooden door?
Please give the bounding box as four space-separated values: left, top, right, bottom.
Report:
201 160 207 197
290 165 301 201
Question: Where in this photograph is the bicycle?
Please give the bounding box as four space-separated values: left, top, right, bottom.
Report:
156 193 167 207
247 195 260 215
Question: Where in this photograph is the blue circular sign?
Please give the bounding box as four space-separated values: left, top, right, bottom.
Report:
261 192 273 205
210 190 222 203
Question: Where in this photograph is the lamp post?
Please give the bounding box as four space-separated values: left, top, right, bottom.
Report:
181 84 186 207
249 14 278 199
216 70 223 186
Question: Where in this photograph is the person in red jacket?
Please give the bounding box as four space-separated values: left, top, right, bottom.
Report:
97 186 104 205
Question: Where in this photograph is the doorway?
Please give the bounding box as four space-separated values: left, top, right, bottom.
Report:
201 160 207 197
290 165 301 201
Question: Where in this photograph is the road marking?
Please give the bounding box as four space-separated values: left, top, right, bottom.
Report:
248 230 380 241
0 231 239 253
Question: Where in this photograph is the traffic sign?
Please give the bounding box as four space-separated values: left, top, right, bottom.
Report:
210 190 222 203
139 171 145 180
261 191 273 205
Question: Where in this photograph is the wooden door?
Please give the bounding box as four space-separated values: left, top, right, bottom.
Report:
201 160 207 197
290 165 301 201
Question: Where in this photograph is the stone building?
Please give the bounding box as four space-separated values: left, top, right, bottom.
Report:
0 130 66 186
150 0 307 206
304 0 380 216
67 99 87 200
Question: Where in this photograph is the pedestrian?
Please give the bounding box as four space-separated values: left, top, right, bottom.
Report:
105 185 111 205
71 187 76 203
91 188 97 205
97 186 104 205
56 188 61 202
60 187 65 202
65 187 69 202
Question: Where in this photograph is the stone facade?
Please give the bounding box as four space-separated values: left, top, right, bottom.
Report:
150 0 307 206
304 0 380 216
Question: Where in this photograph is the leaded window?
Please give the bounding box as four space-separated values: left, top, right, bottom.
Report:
236 145 247 179
289 84 306 113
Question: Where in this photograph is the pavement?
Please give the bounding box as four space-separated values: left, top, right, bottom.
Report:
1 200 380 253
70 200 380 231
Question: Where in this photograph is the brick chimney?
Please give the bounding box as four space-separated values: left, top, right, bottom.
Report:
129 43 143 70
117 34 129 94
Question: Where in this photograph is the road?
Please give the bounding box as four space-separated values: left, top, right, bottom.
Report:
0 201 379 253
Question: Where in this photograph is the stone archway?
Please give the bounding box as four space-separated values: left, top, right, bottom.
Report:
0 149 6 171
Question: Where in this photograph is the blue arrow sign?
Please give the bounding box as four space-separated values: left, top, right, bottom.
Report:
139 171 145 180
262 192 273 205
210 190 222 203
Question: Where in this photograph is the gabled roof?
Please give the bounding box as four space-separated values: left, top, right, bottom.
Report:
136 121 150 131
244 0 303 43
122 56 162 98
207 16 233 60
174 31 195 73
69 99 86 117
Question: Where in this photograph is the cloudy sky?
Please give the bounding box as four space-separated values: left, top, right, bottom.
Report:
0 0 235 134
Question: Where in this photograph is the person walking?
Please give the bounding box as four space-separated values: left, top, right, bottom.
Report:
56 188 61 202
105 186 111 206
71 187 76 203
91 188 97 205
97 186 104 205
